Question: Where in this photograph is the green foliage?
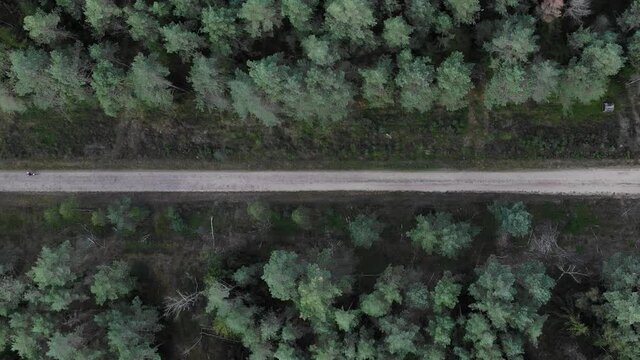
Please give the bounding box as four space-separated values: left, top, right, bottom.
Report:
0 84 26 114
359 58 395 108
465 258 554 358
166 206 189 234
334 308 359 331
436 51 473 111
325 0 376 45
201 7 237 55
128 53 173 109
247 201 272 225
28 241 75 290
395 52 436 113
406 212 478 258
297 264 342 322
281 0 315 32
619 0 640 31
44 207 63 227
124 6 160 43
84 0 122 36
95 297 162 360
575 254 640 359
445 0 480 25
431 271 461 312
91 60 135 117
91 261 135 305
488 201 532 237
58 197 81 222
46 330 103 360
9 48 60 110
560 30 625 109
379 316 420 356
485 16 539 64
0 268 25 317
25 241 79 311
291 206 312 229
23 10 63 45
1 242 160 360
347 214 383 248
91 209 108 227
262 250 304 301
405 284 430 309
302 35 339 66
170 0 202 18
529 60 561 103
229 72 280 126
160 23 202 58
232 265 261 287
239 0 281 37
484 64 529 109
106 197 149 235
382 16 413 49
189 55 229 111
360 266 405 317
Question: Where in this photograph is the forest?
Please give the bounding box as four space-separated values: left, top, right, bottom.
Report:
1 193 639 359
0 0 640 165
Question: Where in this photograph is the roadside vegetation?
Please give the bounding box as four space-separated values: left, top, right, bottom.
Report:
1 0 640 165
1 193 639 359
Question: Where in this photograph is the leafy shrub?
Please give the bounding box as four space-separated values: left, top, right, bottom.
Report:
247 201 272 226
166 206 189 234
488 201 532 237
91 209 107 227
106 197 149 235
291 206 312 230
347 214 384 248
406 212 479 258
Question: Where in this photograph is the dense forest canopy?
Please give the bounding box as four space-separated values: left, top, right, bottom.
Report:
0 0 639 126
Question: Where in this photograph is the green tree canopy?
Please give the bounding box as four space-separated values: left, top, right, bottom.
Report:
382 16 413 49
23 10 65 45
395 52 437 113
128 53 173 108
406 212 479 258
239 0 282 37
91 261 136 305
160 23 202 58
347 214 384 248
325 0 376 45
84 0 122 36
188 55 229 112
436 51 473 111
444 0 480 25
201 6 238 55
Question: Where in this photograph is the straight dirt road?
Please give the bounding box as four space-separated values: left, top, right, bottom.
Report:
0 169 639 195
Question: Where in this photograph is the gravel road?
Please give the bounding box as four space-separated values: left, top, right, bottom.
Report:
0 169 639 195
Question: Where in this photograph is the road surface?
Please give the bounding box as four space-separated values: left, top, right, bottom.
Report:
0 169 639 195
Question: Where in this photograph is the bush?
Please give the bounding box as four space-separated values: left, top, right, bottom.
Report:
91 209 107 227
347 214 383 248
247 201 272 226
291 206 312 230
406 212 479 258
488 201 532 237
166 206 189 234
106 197 149 235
